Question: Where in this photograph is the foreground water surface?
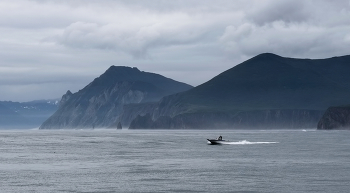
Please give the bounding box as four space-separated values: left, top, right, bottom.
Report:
0 129 349 193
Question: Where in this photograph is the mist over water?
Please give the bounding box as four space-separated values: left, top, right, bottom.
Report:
0 129 349 193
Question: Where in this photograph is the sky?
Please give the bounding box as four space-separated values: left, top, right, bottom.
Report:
1 0 350 102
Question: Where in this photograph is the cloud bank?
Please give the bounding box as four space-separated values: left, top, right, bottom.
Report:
1 0 350 101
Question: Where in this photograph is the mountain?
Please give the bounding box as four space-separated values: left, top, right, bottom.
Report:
129 53 350 129
317 105 350 130
39 66 193 129
0 99 59 129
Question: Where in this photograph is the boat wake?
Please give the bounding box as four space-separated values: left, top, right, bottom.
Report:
221 140 278 145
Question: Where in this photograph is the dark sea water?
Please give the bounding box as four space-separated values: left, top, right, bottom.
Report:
0 129 349 193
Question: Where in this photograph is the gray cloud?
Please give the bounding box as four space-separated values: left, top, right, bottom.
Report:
0 0 350 101
219 22 350 58
247 0 312 25
53 20 209 59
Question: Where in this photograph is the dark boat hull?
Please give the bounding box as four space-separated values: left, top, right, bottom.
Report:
207 139 225 145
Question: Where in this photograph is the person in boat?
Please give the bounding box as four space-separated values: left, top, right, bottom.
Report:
218 136 222 140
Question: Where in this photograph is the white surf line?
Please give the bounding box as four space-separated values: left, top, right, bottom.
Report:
222 140 279 145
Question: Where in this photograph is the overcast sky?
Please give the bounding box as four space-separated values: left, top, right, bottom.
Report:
1 0 350 102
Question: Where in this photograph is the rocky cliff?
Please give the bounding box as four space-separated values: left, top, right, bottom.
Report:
112 102 157 128
128 53 350 129
129 109 324 129
39 66 192 129
317 106 350 130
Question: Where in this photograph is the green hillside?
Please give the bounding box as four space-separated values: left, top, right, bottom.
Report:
161 53 350 113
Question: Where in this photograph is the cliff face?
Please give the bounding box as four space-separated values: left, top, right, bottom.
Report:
112 102 158 128
39 66 192 129
317 106 350 130
129 109 324 129
128 53 350 129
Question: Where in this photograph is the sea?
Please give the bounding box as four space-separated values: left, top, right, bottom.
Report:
0 129 349 193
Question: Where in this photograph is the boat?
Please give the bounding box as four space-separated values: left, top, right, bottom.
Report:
207 139 226 145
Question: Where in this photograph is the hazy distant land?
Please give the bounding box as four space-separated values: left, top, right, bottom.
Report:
0 100 58 129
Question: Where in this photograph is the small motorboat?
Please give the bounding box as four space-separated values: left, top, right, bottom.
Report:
207 138 226 145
